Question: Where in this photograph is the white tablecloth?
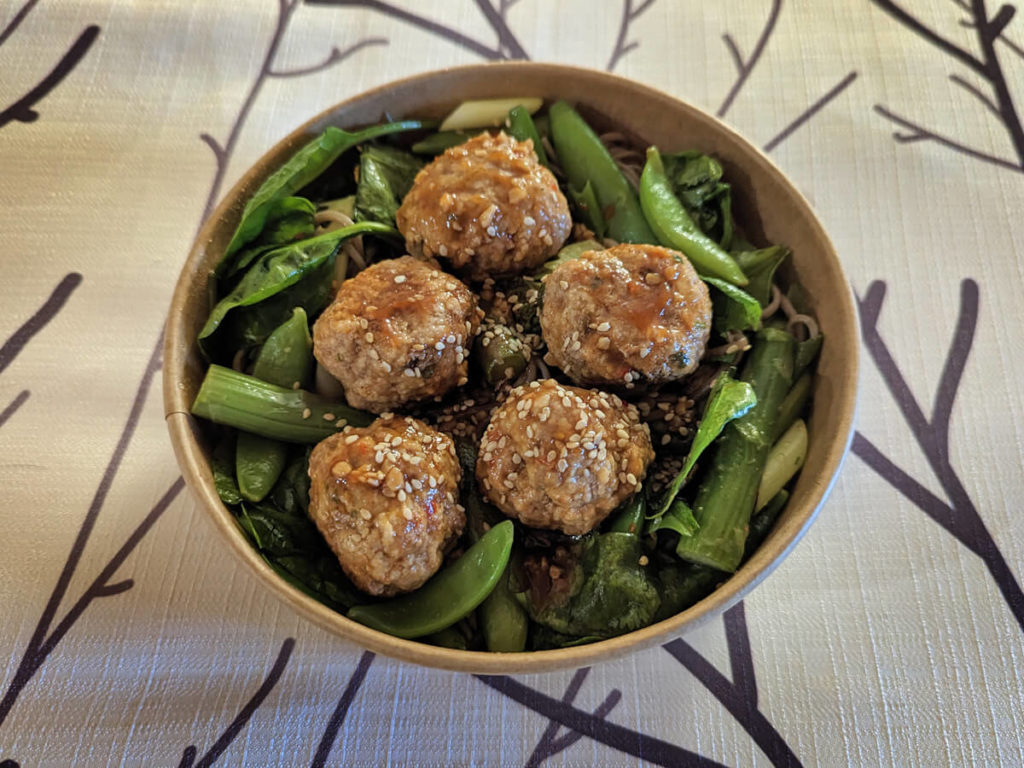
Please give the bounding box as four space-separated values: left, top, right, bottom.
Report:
2 1 1022 765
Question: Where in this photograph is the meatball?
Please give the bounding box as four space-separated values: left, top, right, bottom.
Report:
476 378 654 535
313 256 483 413
541 243 712 388
308 415 465 596
396 132 571 280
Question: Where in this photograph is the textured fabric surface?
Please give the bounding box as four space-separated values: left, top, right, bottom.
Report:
2 1 1023 765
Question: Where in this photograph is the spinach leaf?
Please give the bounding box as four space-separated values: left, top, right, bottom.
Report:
654 373 756 515
211 438 242 506
706 277 762 333
226 197 317 279
661 151 733 248
652 562 720 621
568 181 607 239
647 498 700 538
222 120 428 260
732 246 789 306
523 533 661 638
353 145 423 227
198 222 398 360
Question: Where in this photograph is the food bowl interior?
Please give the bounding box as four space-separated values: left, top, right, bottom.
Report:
164 62 858 673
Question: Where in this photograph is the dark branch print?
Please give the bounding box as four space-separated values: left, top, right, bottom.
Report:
872 0 1024 173
718 0 782 118
0 0 39 48
267 37 387 78
310 651 376 767
606 0 657 72
0 25 100 129
306 0 528 61
663 604 802 767
763 71 859 152
955 0 1024 59
475 673 728 767
523 667 622 767
852 279 1024 632
0 390 30 430
0 273 82 376
178 639 296 768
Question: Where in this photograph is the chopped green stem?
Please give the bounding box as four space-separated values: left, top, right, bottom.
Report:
774 372 812 442
676 328 796 572
608 494 646 534
756 419 807 511
192 365 372 443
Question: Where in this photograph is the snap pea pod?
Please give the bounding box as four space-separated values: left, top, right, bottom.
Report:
639 147 748 286
506 104 548 166
222 120 429 260
774 371 812 442
676 328 796 572
192 365 372 443
465 488 529 653
476 323 527 385
607 494 646 535
548 100 656 244
410 130 478 154
236 308 314 502
425 625 469 650
347 520 514 639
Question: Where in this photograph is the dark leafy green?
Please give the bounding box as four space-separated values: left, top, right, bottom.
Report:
647 499 700 538
661 151 734 248
211 438 242 506
732 246 789 306
222 121 427 260
706 277 762 333
353 145 424 227
567 181 607 239
652 562 721 621
523 533 660 638
410 130 478 155
225 197 317 279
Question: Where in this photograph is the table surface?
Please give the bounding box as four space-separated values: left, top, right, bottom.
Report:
2 1 1023 765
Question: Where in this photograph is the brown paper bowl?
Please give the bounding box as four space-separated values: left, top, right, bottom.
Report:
164 63 858 673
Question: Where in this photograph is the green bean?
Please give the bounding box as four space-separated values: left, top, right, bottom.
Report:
236 309 314 501
608 494 646 534
774 372 812 442
548 100 656 244
347 520 514 639
191 365 372 443
506 105 548 166
676 328 796 572
756 419 807 511
639 147 748 285
475 323 527 385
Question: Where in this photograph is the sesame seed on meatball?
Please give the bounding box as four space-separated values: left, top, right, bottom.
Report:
540 243 712 388
312 256 483 414
476 379 654 536
396 132 571 281
308 415 465 596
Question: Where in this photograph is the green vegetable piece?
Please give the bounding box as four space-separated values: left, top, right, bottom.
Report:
226 197 317 279
647 499 700 538
639 146 747 285
706 277 763 333
222 120 427 259
756 418 807 511
506 104 548 166
410 130 477 154
192 365 372 443
744 490 789 560
655 372 757 515
211 438 243 506
796 333 823 377
774 371 812 442
660 151 734 249
475 323 527 385
198 222 398 359
676 328 797 572
347 520 514 639
567 181 607 239
652 563 720 621
440 97 542 131
536 239 603 277
733 246 789 306
548 100 656 244
530 627 603 650
236 309 314 502
608 494 646 534
353 145 424 227
425 625 469 650
524 533 660 638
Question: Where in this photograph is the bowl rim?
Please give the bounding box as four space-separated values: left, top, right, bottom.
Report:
164 60 859 673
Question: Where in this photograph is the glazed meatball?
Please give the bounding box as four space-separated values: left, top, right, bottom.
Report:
476 378 654 536
396 132 571 280
308 415 465 596
313 256 483 413
540 243 712 387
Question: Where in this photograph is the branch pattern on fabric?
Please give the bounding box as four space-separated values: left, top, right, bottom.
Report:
0 0 99 130
852 279 1024 632
606 0 657 71
871 0 1024 173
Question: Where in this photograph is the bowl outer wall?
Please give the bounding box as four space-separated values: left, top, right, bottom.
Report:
164 62 859 674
